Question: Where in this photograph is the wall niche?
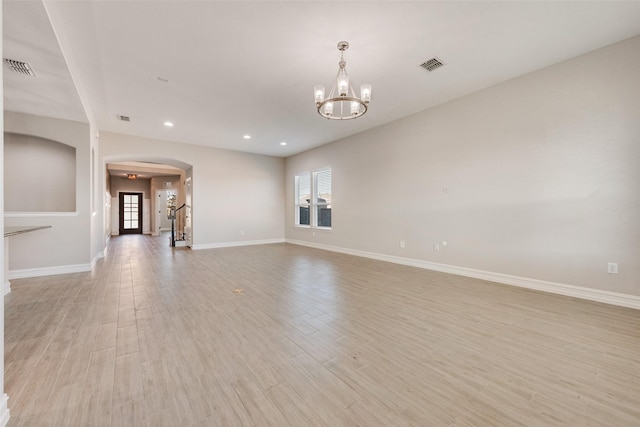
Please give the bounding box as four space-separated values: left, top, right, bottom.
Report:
4 132 76 212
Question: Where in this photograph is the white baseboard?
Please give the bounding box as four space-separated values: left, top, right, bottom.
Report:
8 263 92 280
4 281 11 296
0 393 9 427
286 239 640 310
94 242 109 267
192 238 285 251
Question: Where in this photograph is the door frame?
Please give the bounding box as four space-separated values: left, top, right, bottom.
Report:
154 189 174 236
118 192 143 235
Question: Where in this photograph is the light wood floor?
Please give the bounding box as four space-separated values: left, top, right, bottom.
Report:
5 235 640 426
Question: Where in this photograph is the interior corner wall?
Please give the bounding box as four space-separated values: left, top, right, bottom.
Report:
90 124 102 261
3 111 91 272
285 35 640 297
100 132 285 247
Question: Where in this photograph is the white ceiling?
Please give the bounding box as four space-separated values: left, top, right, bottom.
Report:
4 1 640 158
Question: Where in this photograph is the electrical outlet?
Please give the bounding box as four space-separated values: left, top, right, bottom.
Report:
608 262 618 274
434 243 440 252
399 240 405 248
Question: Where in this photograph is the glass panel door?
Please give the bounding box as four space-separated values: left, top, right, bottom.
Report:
119 192 143 234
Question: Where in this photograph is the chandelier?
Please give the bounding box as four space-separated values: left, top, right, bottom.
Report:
314 41 371 120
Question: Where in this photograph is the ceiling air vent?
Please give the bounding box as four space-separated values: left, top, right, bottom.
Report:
4 58 36 76
118 115 130 122
420 57 444 72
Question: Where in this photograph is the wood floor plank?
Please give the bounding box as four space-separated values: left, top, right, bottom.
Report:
231 374 292 427
93 321 118 351
112 352 144 407
111 398 146 427
266 382 324 427
116 324 139 357
4 234 640 426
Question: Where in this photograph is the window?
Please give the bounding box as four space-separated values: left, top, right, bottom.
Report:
295 167 331 229
295 173 311 226
315 168 332 228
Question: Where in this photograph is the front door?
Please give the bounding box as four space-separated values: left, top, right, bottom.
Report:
119 192 142 235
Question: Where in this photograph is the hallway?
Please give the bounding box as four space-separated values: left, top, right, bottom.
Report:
4 235 640 426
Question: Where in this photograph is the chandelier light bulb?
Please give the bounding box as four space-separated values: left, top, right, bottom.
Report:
314 85 325 104
360 83 372 104
338 72 349 97
324 102 334 115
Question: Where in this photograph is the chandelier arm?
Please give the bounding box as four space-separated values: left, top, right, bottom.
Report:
349 83 358 98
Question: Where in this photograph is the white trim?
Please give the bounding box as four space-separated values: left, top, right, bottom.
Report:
8 263 92 280
4 281 10 296
0 393 9 427
192 238 285 251
96 242 108 260
286 239 640 310
90 256 98 270
4 212 79 217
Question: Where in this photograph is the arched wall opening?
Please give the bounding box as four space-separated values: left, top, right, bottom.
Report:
102 156 193 248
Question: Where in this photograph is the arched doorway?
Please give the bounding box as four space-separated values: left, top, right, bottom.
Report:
102 156 193 248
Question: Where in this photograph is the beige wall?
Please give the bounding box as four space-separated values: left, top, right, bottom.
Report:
110 176 151 196
4 132 76 212
286 35 640 296
100 132 285 248
4 111 91 271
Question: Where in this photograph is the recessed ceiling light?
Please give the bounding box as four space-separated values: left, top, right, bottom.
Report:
280 141 287 146
164 121 174 127
243 135 251 139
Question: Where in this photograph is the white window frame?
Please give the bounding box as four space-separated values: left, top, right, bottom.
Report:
294 173 311 227
312 167 331 229
295 167 331 230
